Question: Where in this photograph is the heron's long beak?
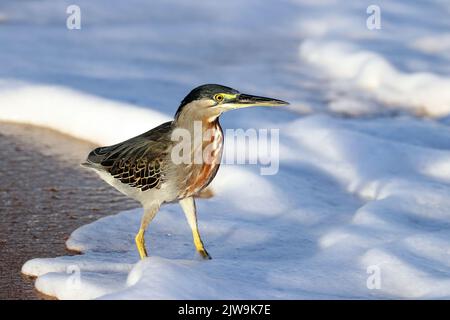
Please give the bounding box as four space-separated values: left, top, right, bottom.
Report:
224 93 289 110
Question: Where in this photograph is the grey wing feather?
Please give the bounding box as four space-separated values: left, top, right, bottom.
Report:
83 121 174 191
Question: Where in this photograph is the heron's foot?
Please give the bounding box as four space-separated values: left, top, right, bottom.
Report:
197 247 212 260
135 229 148 260
194 236 211 260
193 236 211 260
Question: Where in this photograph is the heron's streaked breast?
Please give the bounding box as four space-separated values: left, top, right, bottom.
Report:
184 121 223 196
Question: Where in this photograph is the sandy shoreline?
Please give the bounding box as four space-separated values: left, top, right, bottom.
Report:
0 122 138 299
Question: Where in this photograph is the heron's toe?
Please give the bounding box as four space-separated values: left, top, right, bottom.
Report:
198 249 212 260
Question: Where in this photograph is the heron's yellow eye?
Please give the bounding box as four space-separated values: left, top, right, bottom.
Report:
214 94 225 103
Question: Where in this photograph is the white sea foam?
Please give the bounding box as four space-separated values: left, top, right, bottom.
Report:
0 82 170 146
300 41 450 117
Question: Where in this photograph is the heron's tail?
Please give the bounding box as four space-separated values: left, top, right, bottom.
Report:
80 161 92 168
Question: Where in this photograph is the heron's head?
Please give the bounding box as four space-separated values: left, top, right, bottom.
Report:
174 84 288 123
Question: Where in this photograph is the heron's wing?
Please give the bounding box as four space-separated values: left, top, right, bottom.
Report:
85 121 173 191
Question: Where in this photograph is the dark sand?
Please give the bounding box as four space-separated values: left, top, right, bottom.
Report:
0 122 137 299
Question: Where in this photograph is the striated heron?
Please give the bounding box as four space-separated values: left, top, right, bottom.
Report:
82 84 288 260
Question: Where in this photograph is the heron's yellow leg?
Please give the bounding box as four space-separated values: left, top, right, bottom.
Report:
135 228 148 259
193 231 211 259
179 197 211 260
135 204 160 260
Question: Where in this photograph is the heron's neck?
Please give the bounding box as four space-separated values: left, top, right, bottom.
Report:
175 112 221 133
174 114 223 153
174 99 223 130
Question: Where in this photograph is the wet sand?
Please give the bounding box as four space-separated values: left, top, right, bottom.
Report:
0 122 138 299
